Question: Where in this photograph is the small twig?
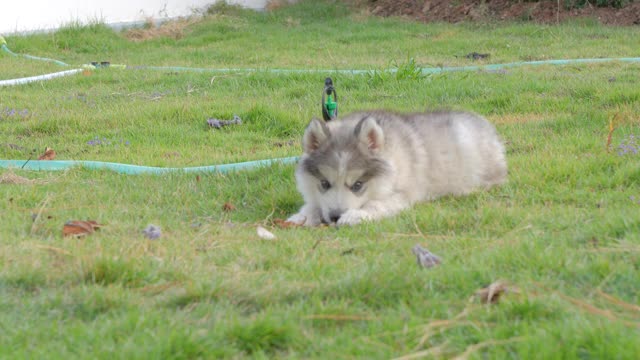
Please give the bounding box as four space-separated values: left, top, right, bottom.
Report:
383 232 454 240
452 337 526 360
606 113 621 153
310 238 323 251
580 246 640 253
138 281 182 294
209 74 231 85
303 314 375 321
411 214 427 239
392 342 449 360
533 282 638 327
415 307 476 350
325 46 336 64
30 195 51 235
588 271 615 298
415 320 477 350
262 208 276 225
32 244 73 256
596 290 640 313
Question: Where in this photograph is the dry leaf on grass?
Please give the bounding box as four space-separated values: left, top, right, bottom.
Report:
474 280 515 304
222 202 236 211
38 147 56 160
124 18 196 42
63 220 103 237
257 226 276 240
273 218 302 228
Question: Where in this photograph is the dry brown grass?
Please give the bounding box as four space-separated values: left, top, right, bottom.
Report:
266 0 299 11
0 170 36 184
489 113 547 125
124 17 198 42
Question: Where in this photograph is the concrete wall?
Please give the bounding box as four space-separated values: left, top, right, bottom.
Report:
0 0 268 35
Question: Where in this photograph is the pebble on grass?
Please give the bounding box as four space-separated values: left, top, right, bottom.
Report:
207 115 242 129
257 226 276 240
143 224 162 240
412 244 442 269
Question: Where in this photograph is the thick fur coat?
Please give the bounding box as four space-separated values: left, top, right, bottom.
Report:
287 111 507 226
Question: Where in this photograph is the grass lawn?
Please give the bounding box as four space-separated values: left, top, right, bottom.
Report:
1 1 639 358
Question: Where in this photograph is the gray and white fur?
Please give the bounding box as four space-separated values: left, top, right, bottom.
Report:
287 110 507 226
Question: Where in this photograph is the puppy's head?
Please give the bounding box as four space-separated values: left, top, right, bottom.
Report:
296 116 391 224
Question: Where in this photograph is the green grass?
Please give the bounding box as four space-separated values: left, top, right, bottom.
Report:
1 1 640 358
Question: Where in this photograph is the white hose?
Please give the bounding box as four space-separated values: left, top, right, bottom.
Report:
0 68 83 87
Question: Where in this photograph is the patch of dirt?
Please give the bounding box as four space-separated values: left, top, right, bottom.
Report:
364 0 640 26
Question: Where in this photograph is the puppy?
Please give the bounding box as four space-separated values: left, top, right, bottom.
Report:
287 111 507 226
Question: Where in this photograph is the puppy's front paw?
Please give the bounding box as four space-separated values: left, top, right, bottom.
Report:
287 213 308 225
337 209 371 226
287 212 321 227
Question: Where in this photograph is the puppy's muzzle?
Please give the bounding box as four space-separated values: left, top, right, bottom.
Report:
327 209 344 224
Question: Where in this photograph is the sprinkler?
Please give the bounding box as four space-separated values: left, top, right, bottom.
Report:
322 77 338 121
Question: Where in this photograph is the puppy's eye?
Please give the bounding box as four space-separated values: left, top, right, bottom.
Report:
320 180 331 190
350 181 364 192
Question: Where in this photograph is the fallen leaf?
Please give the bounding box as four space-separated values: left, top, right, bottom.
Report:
222 202 236 212
63 220 102 237
474 280 514 304
273 218 301 228
412 244 442 268
257 226 276 240
38 147 56 160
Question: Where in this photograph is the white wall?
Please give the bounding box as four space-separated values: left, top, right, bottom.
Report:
0 0 268 35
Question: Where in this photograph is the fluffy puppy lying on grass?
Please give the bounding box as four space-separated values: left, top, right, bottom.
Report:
287 110 507 226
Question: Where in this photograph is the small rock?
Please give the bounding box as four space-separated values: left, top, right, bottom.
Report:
143 224 162 240
257 226 276 240
412 244 442 268
465 52 490 61
207 115 242 129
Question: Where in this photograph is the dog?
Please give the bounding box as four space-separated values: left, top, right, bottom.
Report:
287 110 507 226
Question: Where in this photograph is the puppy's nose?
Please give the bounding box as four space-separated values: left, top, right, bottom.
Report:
328 210 342 223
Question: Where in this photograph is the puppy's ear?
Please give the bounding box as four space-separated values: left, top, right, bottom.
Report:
303 118 331 154
355 116 384 154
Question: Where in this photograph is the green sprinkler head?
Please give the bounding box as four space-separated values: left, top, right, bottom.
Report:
322 77 338 121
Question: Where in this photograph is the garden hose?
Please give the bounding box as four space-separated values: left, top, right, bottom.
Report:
2 35 640 77
1 35 70 67
0 68 84 86
0 158 299 175
1 37 640 174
